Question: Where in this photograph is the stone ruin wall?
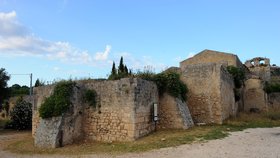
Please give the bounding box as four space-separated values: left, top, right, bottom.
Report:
180 63 236 124
158 93 193 129
32 78 159 147
180 50 243 69
219 66 237 119
243 78 267 112
82 78 158 142
245 57 271 81
32 85 55 137
33 85 84 148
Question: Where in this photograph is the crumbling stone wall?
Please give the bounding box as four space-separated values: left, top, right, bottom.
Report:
34 86 84 148
33 78 158 147
243 78 267 112
158 93 193 129
245 57 271 81
180 63 236 124
180 49 243 69
32 85 54 137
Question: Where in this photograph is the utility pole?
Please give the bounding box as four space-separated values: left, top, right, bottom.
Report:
30 73 33 96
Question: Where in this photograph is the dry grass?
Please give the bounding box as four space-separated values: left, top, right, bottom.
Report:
2 109 280 156
3 126 228 155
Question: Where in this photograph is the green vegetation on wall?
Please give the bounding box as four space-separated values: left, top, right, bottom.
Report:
136 70 188 101
84 89 97 108
39 80 76 119
226 66 245 88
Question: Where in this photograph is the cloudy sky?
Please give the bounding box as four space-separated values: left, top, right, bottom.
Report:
1 0 280 86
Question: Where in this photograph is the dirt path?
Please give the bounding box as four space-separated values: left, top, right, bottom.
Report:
1 127 280 158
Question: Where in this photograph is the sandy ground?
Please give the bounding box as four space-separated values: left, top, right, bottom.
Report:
1 127 280 158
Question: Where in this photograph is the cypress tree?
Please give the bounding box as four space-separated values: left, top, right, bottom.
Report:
112 62 116 75
124 65 128 75
118 56 124 74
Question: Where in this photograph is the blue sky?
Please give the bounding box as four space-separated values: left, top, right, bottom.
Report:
1 0 280 86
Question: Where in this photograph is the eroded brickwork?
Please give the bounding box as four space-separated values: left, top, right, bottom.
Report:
180 63 236 124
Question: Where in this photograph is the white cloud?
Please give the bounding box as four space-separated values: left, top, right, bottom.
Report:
113 52 167 73
53 67 60 71
0 11 111 65
94 45 111 61
0 11 28 37
187 52 195 58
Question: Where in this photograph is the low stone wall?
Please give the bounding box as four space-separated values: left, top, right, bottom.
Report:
181 63 236 124
158 93 193 129
243 78 267 112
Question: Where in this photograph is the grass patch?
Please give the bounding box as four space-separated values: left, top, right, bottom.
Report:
3 109 280 155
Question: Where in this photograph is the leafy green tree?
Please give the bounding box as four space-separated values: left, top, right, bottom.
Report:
7 97 32 130
8 84 29 97
0 68 10 106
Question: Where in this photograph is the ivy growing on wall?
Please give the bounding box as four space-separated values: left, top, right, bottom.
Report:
84 89 97 108
226 66 245 88
39 80 76 119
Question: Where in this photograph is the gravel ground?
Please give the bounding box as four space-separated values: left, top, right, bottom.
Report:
1 127 280 158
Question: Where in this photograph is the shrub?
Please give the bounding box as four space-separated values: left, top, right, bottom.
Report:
84 89 97 108
136 71 188 101
264 82 280 94
227 66 245 88
7 97 32 130
39 80 75 119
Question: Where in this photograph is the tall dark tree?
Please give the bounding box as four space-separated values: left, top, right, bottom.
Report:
111 62 117 75
118 56 125 74
0 68 10 106
34 79 44 87
124 65 128 75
